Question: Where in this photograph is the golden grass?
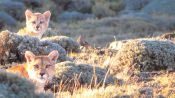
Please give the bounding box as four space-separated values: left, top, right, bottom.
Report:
56 48 175 98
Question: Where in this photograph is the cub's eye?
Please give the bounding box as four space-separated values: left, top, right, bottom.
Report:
32 21 36 24
40 21 44 24
34 64 39 69
45 64 51 68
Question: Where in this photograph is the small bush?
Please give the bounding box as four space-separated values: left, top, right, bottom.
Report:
54 61 115 92
92 2 116 18
110 39 175 74
92 0 124 18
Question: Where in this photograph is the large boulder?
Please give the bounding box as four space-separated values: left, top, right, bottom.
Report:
0 30 67 65
0 71 53 98
110 39 175 74
142 0 175 15
0 1 26 21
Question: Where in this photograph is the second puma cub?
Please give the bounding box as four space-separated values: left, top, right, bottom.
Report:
6 50 59 89
18 9 51 38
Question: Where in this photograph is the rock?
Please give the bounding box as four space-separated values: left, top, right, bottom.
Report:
142 0 175 15
108 40 127 50
0 12 17 29
0 1 26 20
0 71 53 98
0 30 67 65
42 36 80 53
110 39 175 74
58 11 95 21
54 61 115 91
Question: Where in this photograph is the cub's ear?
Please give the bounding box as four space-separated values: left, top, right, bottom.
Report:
43 10 51 21
48 50 59 63
25 51 35 63
25 9 33 21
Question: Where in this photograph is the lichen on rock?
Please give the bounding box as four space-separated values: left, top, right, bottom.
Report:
110 39 175 74
0 30 67 64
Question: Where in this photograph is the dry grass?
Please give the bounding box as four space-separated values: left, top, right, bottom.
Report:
51 45 175 98
1 1 175 97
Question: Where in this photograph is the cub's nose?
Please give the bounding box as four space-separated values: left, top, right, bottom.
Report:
36 25 39 29
40 72 45 76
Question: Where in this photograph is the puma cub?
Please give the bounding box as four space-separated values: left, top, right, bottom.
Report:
6 50 59 90
18 9 51 38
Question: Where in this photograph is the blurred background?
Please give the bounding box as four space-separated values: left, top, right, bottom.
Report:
0 0 175 47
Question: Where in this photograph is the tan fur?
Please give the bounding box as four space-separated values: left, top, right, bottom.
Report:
18 9 51 39
6 50 59 90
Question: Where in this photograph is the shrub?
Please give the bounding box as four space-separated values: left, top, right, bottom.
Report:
53 61 115 91
0 71 53 98
0 30 67 64
110 39 175 74
92 0 124 18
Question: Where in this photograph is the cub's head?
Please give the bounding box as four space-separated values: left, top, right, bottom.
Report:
25 9 51 37
25 50 58 84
